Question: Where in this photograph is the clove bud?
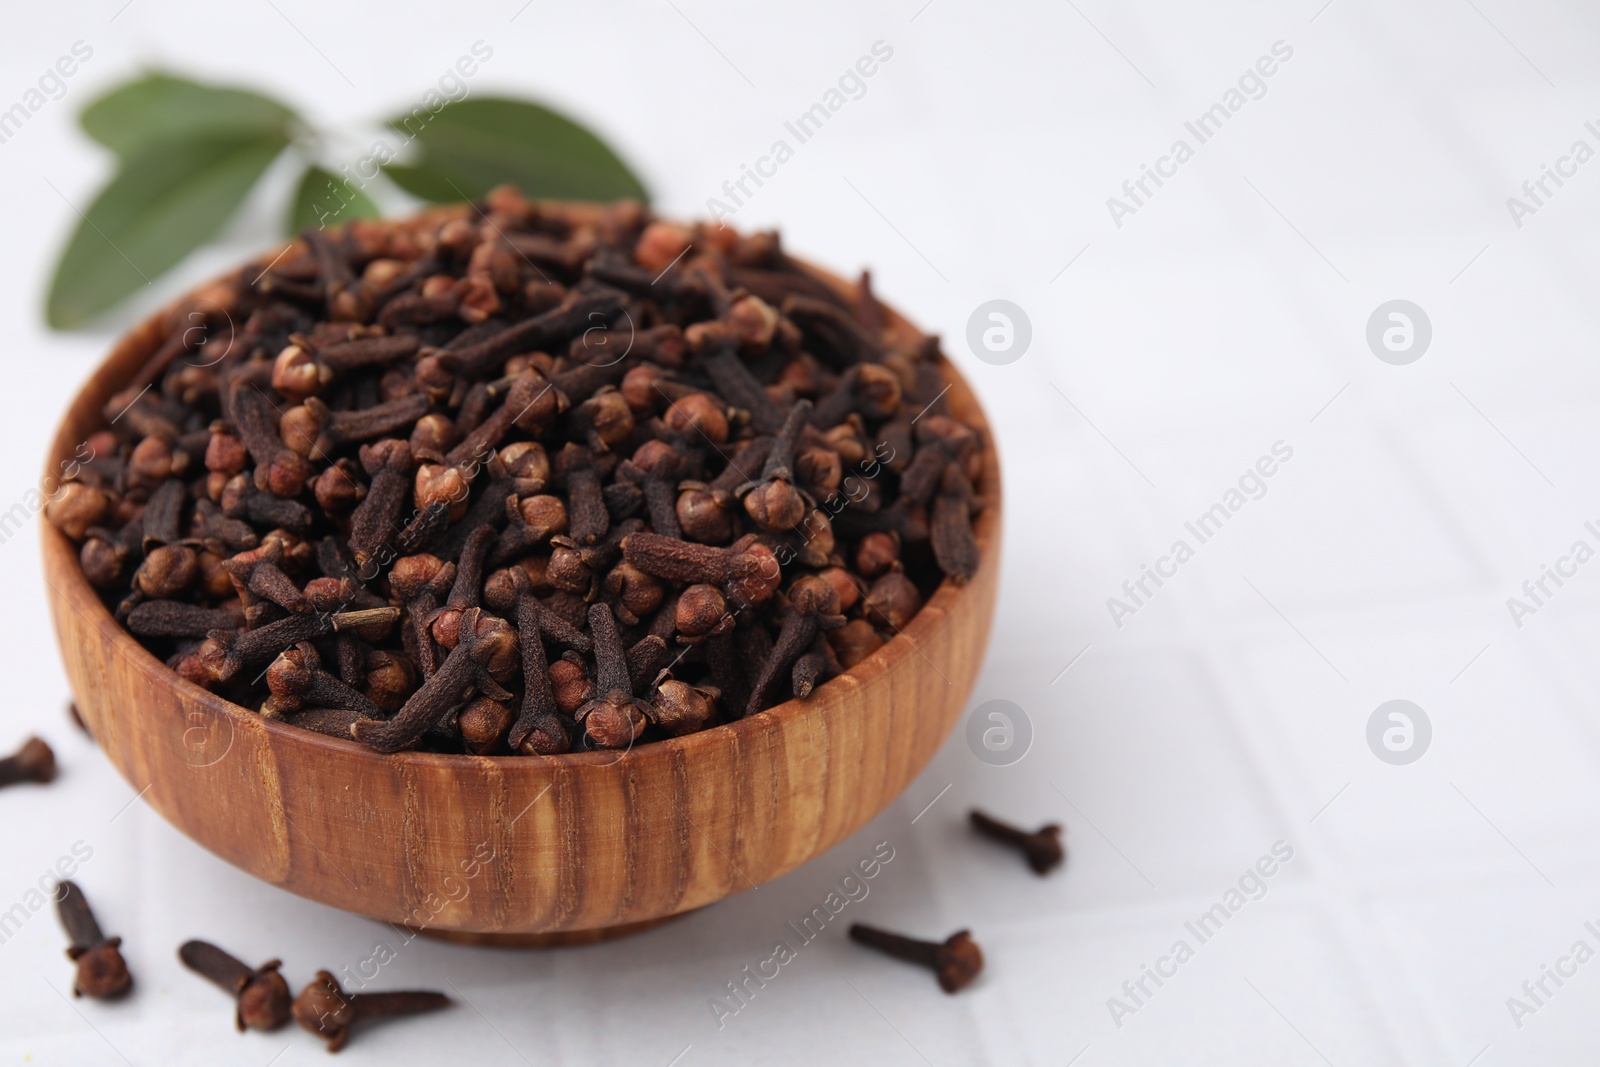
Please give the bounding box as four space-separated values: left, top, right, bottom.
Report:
847 923 983 994
292 970 449 1053
0 736 56 788
178 939 291 1032
55 881 132 999
969 809 1064 875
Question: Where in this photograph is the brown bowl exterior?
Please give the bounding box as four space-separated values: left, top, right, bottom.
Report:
41 256 1001 936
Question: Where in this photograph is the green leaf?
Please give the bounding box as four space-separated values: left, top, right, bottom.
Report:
381 162 465 203
288 165 381 235
46 132 289 329
382 97 647 205
80 73 298 158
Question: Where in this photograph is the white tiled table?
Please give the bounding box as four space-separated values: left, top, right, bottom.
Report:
4 1 1599 1062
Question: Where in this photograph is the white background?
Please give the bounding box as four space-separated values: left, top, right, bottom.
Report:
3 0 1599 1063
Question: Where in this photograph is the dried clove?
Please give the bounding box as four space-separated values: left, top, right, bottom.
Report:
178 938 292 1032
747 575 845 715
847 923 983 993
348 439 413 566
263 643 383 718
968 809 1064 875
0 736 56 788
292 970 449 1053
554 443 609 545
651 678 718 736
738 399 812 532
623 532 781 609
127 600 243 638
227 380 315 498
508 595 569 755
56 881 132 999
289 393 431 458
574 602 650 749
351 608 515 753
930 465 980 583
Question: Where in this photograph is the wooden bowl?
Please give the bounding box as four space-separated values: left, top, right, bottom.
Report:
42 254 1001 942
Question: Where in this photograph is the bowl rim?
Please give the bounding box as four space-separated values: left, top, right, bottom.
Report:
43 222 1001 775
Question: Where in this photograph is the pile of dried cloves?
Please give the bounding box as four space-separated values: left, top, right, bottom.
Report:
45 189 986 755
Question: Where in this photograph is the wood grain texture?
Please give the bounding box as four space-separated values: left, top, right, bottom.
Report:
41 249 1001 938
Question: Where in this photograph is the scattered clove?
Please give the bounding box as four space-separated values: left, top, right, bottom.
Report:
178 939 291 1032
968 809 1065 875
292 969 449 1053
848 923 983 993
0 736 56 788
56 881 133 999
